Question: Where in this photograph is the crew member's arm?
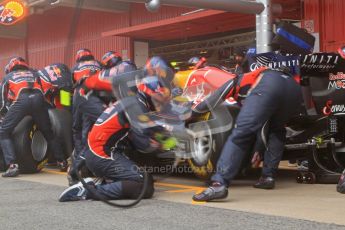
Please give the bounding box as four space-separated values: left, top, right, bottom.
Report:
0 78 9 116
83 71 112 92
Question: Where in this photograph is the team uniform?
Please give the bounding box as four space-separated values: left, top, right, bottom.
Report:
193 67 303 201
72 59 105 158
0 60 65 177
38 63 73 108
59 99 155 202
69 50 137 185
59 56 171 202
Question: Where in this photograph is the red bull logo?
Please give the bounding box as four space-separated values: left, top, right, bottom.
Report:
0 0 26 25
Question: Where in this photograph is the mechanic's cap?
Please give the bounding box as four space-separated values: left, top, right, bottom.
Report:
7 57 29 73
338 46 345 59
75 48 94 63
101 51 122 69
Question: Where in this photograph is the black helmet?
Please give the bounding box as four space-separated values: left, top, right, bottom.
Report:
101 51 122 69
7 57 29 73
75 48 94 63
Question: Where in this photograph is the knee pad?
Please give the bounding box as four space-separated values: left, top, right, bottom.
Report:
122 174 154 199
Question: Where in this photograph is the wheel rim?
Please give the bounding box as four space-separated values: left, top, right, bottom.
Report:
31 131 48 162
190 122 213 166
191 136 212 166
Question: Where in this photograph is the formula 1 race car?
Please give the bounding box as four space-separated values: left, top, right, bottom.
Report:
112 52 345 183
112 67 236 179
176 52 345 183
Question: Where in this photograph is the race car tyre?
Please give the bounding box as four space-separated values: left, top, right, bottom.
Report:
13 117 48 173
48 108 73 159
188 106 234 179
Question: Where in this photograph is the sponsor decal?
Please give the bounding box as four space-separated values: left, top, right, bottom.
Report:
323 100 345 115
301 53 340 73
0 0 26 25
183 83 214 105
247 53 300 75
328 72 345 90
250 59 300 72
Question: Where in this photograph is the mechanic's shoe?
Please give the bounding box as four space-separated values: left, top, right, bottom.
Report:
57 160 68 172
59 178 94 202
337 170 345 194
2 164 19 177
192 182 228 202
253 176 275 189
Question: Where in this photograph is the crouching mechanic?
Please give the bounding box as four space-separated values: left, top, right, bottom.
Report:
59 100 156 202
0 57 66 177
193 66 303 201
59 57 172 201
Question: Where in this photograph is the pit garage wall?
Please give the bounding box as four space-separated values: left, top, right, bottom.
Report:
2 1 343 72
0 38 26 71
0 7 131 71
304 0 345 52
0 4 191 73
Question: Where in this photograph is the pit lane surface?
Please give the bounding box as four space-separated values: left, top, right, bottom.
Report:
1 167 345 230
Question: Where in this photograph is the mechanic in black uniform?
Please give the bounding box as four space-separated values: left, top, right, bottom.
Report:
67 50 136 185
193 66 303 201
0 57 67 177
71 48 104 163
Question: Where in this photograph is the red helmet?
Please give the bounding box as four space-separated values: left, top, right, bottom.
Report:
7 57 29 73
101 51 122 69
75 48 94 63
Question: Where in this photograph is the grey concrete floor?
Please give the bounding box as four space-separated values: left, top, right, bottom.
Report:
0 179 345 230
1 166 345 230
